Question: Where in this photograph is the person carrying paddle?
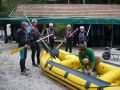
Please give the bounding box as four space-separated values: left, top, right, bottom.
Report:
27 19 41 67
65 24 74 53
43 23 56 49
78 44 101 76
16 22 29 75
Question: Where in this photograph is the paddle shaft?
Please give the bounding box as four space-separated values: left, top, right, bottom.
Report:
21 11 33 27
10 33 53 55
86 24 91 37
68 28 78 37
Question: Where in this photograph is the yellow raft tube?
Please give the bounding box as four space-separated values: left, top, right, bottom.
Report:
40 49 120 90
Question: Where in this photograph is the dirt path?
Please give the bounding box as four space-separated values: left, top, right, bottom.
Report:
0 42 68 90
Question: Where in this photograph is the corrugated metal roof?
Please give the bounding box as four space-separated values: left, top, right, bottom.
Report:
12 4 120 18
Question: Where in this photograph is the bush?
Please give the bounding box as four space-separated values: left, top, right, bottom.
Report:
54 24 66 39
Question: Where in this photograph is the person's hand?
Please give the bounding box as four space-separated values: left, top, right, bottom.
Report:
54 37 56 39
64 38 66 42
88 69 92 74
84 42 87 46
68 35 71 38
32 26 35 30
24 44 28 48
75 28 78 30
76 44 78 46
83 69 89 74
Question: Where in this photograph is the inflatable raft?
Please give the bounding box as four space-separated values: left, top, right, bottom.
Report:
40 49 120 90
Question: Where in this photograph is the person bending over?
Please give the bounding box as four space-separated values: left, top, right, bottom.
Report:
78 44 101 76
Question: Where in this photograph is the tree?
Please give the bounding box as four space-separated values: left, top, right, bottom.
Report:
0 0 1 7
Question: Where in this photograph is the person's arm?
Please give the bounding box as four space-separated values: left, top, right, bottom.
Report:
21 31 28 45
78 52 85 70
27 26 34 41
27 26 32 34
43 30 47 36
88 49 96 70
36 28 40 36
17 30 28 46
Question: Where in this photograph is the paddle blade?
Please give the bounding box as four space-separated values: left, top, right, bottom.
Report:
9 47 24 55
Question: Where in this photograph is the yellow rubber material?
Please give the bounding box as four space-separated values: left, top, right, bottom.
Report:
40 50 120 90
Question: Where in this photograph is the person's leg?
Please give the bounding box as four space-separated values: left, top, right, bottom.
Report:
82 58 90 74
69 41 73 53
95 56 101 67
89 56 101 77
52 39 54 49
23 48 27 69
23 48 29 71
30 44 36 65
49 38 54 49
20 60 24 72
20 49 25 72
36 43 40 65
65 41 68 52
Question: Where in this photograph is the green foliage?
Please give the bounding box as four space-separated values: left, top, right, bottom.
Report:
54 24 66 38
0 0 22 17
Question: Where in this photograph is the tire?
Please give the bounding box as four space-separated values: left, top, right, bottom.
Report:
102 52 111 60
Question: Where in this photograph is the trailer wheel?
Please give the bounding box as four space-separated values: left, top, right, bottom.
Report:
102 52 111 60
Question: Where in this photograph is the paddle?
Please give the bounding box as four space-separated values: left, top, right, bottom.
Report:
10 34 53 55
41 39 59 59
20 9 58 58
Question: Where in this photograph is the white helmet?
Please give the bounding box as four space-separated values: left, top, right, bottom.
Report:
80 26 85 29
67 24 71 28
32 19 38 23
49 23 53 27
21 22 28 26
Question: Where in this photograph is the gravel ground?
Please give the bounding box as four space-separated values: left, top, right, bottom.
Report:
0 41 120 90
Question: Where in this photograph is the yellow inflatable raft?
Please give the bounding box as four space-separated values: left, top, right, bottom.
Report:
40 49 120 90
